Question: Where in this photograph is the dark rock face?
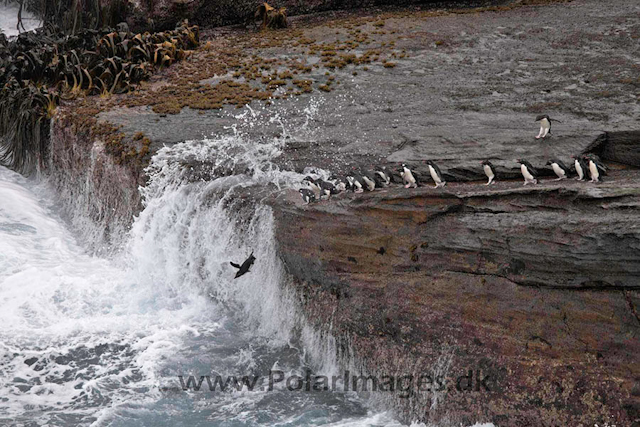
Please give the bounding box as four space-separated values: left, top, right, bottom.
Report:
270 176 640 425
585 131 640 168
49 113 143 251
132 0 453 31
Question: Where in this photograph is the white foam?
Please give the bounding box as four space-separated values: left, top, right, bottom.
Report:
0 3 40 37
0 165 224 422
0 97 495 425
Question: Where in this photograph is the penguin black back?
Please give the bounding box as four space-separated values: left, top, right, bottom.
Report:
481 160 496 173
518 159 538 177
230 252 256 279
425 160 443 177
547 159 570 173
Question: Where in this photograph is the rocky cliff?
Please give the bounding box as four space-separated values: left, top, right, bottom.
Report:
40 0 640 424
270 174 640 425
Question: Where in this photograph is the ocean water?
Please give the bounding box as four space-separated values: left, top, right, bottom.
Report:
0 6 495 426
0 133 496 427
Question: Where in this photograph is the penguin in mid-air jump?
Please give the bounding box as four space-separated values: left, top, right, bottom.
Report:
584 154 607 183
535 114 561 139
230 252 256 279
425 160 446 188
517 159 539 185
481 160 497 185
546 159 571 181
400 164 418 188
571 155 588 181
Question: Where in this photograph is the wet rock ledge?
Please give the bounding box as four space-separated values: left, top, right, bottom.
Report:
269 174 640 425
41 0 640 424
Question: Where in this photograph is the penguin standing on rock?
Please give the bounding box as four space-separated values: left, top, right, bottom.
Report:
360 171 377 192
547 159 571 181
535 114 561 139
481 160 497 185
571 155 588 181
400 163 418 188
425 160 446 188
316 179 338 199
346 174 364 193
374 167 391 187
299 188 316 204
329 175 347 192
517 159 539 185
302 176 321 198
584 154 607 183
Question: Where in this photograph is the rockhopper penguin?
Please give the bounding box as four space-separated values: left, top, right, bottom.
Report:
425 160 446 188
535 114 561 139
400 163 418 188
230 252 256 279
584 154 607 183
517 159 539 185
481 160 497 185
572 155 588 181
547 159 571 181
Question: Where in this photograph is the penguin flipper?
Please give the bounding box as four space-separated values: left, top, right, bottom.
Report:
230 262 241 269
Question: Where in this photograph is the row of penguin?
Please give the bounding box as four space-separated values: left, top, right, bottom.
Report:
298 153 608 203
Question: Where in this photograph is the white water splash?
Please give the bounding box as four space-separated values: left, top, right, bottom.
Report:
0 3 41 37
0 95 495 425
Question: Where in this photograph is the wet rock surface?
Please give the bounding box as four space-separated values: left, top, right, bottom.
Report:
270 172 640 425
100 0 639 181
49 0 640 423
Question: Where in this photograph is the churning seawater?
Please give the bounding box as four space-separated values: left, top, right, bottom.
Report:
1 7 495 425
0 135 406 426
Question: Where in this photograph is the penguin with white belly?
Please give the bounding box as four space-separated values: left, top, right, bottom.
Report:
374 166 391 187
546 159 571 181
571 155 589 181
481 160 497 185
517 159 539 185
425 160 446 188
299 188 316 204
400 163 418 188
583 154 607 183
535 114 561 139
360 171 377 192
